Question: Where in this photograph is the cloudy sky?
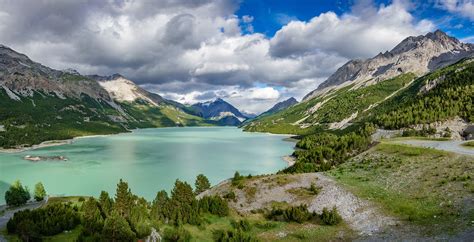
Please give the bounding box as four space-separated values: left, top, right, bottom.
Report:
0 0 473 113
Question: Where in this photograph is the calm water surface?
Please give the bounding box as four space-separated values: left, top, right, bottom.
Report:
0 127 294 204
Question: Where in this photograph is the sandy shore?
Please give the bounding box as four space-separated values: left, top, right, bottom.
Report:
282 155 296 167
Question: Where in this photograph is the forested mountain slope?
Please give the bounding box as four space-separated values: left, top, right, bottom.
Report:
0 45 210 148
243 30 474 135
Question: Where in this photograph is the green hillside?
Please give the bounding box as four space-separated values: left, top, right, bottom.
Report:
0 90 126 148
243 73 416 134
0 91 214 148
368 59 474 128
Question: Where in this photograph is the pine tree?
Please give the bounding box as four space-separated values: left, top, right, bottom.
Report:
34 182 46 202
82 197 104 236
151 190 170 222
102 211 135 242
113 179 133 219
194 174 211 195
99 191 113 217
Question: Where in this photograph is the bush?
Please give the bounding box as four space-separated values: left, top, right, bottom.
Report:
199 195 229 217
320 207 342 225
7 203 80 237
231 219 251 232
267 204 313 223
212 228 259 242
163 227 191 242
5 180 31 207
232 171 244 186
308 182 321 195
33 182 46 202
223 191 236 201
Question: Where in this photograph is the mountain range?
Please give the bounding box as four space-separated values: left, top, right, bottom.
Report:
244 30 474 135
1 30 473 147
0 45 253 147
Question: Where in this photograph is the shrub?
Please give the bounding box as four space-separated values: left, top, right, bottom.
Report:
33 182 46 202
320 207 342 225
199 195 229 217
212 228 259 242
231 219 251 232
223 191 236 201
232 171 244 186
267 204 313 223
163 227 191 242
7 203 80 237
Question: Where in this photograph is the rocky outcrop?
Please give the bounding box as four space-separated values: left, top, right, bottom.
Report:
0 45 112 101
304 30 474 101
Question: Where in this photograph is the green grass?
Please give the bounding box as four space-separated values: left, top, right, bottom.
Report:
43 226 82 242
462 141 474 148
46 196 89 208
327 142 474 235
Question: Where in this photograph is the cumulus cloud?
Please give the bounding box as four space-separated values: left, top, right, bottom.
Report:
436 0 474 20
0 0 436 113
270 0 435 59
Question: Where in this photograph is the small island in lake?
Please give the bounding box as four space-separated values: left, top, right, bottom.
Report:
24 155 68 162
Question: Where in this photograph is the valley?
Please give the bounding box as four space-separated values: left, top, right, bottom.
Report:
1 29 473 241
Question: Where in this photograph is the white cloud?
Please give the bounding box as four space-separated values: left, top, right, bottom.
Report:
242 15 254 23
0 0 438 113
437 0 474 20
270 1 435 59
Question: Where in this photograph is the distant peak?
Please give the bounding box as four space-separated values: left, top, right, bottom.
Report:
110 73 125 79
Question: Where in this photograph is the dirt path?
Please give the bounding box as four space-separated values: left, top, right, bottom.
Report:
199 173 398 236
394 139 474 156
308 173 397 235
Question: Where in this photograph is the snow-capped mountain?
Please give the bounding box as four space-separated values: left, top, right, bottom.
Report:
191 98 249 126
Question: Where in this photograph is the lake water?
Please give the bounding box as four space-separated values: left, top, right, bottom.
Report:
0 127 294 204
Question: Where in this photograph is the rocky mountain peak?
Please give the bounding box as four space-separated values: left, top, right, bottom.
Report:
303 30 474 101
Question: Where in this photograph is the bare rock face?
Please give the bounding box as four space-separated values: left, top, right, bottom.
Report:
0 45 112 101
89 74 166 106
304 30 474 101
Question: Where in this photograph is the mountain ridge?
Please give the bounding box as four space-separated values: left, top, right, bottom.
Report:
303 30 474 101
191 98 249 126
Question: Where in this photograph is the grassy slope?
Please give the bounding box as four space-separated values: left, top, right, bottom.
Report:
327 142 474 235
244 73 414 135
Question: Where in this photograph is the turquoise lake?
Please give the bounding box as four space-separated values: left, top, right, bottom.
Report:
0 127 294 204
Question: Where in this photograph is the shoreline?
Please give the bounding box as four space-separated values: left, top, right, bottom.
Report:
0 127 299 154
0 134 114 154
283 155 296 167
